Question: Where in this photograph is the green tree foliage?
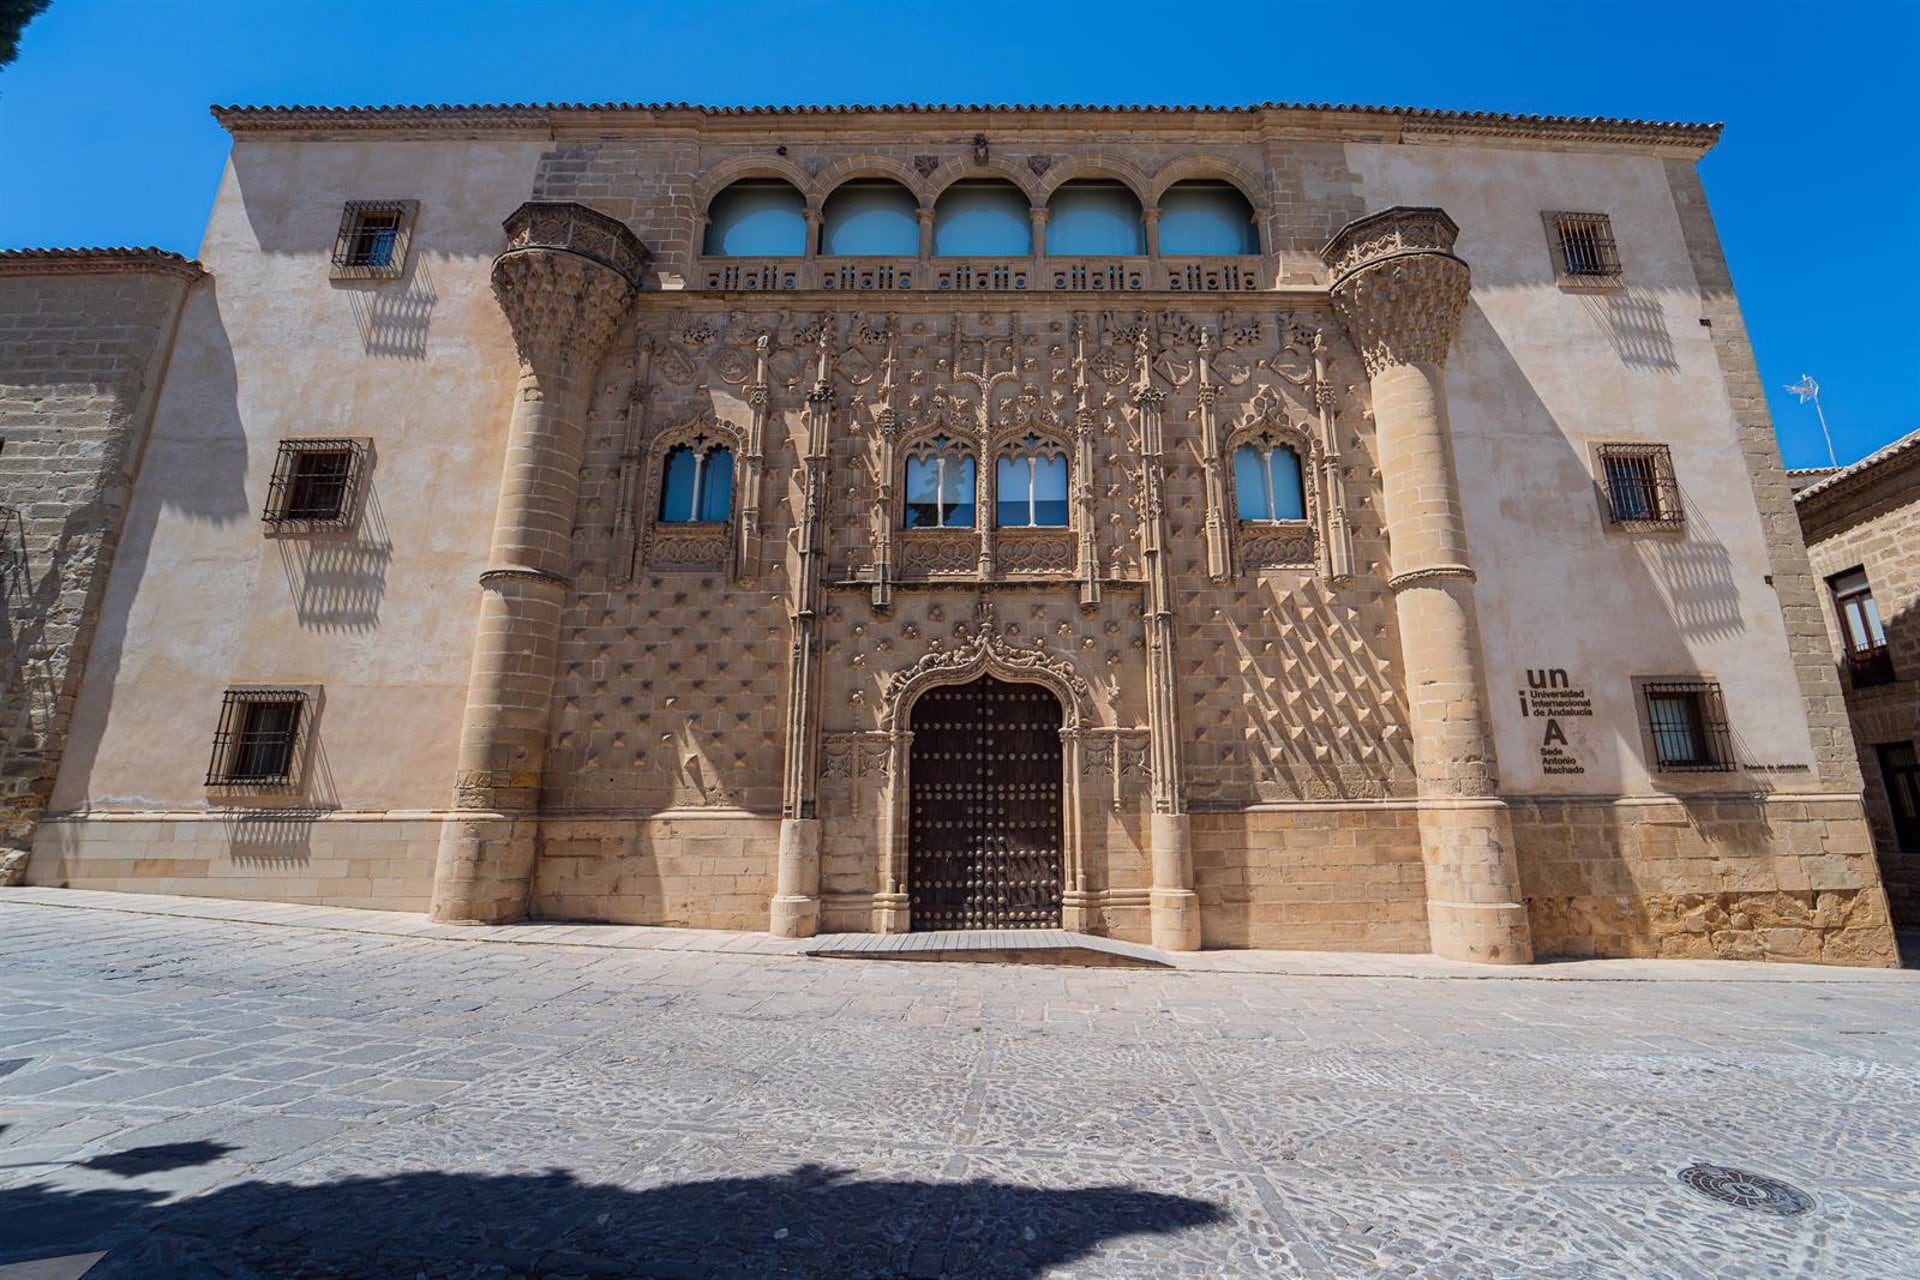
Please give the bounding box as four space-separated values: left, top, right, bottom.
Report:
1 0 51 69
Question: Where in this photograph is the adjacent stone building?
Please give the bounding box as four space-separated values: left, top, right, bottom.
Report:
5 100 1899 964
1795 429 1920 927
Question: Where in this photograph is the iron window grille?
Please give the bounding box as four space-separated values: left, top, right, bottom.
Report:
1547 211 1621 282
1642 680 1736 773
330 200 417 279
1597 443 1683 527
1828 567 1895 688
263 438 368 532
207 688 311 790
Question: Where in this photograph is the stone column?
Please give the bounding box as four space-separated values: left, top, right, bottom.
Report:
1321 207 1532 965
430 203 646 923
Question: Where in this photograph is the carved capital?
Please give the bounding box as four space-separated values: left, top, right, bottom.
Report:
492 202 648 376
1322 207 1470 376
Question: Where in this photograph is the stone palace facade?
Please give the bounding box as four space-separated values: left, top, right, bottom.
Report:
0 100 1897 965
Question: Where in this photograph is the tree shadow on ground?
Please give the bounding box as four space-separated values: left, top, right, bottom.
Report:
0 1161 1224 1279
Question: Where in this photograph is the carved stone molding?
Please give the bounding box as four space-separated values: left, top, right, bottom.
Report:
881 630 1091 731
492 202 648 374
1321 207 1471 376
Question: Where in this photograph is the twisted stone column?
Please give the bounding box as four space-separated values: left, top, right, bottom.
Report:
1322 208 1532 964
431 203 646 923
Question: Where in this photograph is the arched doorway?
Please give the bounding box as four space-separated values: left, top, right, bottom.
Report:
908 675 1064 929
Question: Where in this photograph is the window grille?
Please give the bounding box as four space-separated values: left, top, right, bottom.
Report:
1829 568 1895 688
263 438 367 531
1597 443 1682 527
330 200 417 279
1877 741 1920 853
1641 680 1735 773
1548 211 1621 281
207 689 310 789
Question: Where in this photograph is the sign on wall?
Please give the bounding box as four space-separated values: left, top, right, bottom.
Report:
1518 668 1593 777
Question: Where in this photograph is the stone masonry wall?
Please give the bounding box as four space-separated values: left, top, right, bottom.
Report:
0 255 198 864
1800 451 1920 927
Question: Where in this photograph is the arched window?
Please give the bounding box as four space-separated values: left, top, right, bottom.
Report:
1233 438 1305 521
1045 181 1145 255
659 440 734 523
702 180 806 256
1158 181 1260 255
903 435 976 528
820 180 919 255
933 182 1031 256
995 434 1070 527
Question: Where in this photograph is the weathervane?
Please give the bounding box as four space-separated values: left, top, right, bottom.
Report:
1784 374 1837 467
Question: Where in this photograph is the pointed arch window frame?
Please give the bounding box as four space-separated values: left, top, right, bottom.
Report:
901 431 979 530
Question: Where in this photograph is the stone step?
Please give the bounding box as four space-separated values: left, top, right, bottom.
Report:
802 928 1173 968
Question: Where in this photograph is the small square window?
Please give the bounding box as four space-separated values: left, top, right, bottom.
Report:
331 200 417 279
1641 680 1735 773
263 438 368 532
207 689 312 790
1596 443 1682 527
1545 211 1621 285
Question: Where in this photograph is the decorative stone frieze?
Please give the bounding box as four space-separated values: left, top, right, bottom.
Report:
1324 208 1470 376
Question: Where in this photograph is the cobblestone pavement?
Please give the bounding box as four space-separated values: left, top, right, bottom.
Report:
2 893 1918 1279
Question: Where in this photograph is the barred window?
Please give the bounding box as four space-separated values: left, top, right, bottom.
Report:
331 200 418 279
1233 437 1306 522
658 439 733 523
1597 443 1682 527
207 689 311 789
263 439 367 531
1641 680 1735 773
995 433 1069 528
904 435 977 529
1548 212 1621 281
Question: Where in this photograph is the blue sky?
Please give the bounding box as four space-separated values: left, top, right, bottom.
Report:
1 0 1913 467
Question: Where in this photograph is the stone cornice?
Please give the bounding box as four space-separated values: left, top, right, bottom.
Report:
1793 426 1920 517
209 101 1721 155
0 247 204 282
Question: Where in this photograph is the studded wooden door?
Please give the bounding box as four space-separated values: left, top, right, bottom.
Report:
908 676 1064 930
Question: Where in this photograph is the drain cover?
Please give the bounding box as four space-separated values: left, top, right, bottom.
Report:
1677 1163 1814 1216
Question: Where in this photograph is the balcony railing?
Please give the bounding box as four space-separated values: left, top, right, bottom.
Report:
1849 645 1896 689
695 255 1274 293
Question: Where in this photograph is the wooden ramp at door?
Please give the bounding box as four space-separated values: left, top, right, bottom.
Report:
802 929 1173 969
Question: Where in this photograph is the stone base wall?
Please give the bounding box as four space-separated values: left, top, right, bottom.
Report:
1191 806 1428 952
529 813 777 930
1513 795 1897 966
26 813 437 910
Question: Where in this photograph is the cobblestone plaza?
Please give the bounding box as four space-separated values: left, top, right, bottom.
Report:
1 891 1915 1278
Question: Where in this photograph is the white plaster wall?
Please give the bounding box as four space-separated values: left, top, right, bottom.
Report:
1342 142 1816 797
52 138 551 814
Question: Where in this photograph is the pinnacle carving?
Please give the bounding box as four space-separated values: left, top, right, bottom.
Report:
1322 207 1471 376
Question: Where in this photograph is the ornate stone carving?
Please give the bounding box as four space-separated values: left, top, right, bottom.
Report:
1321 207 1471 376
995 528 1076 573
1238 522 1315 570
882 630 1090 730
898 529 978 574
493 202 647 374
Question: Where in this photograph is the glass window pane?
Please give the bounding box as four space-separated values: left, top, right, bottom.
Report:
996 454 1030 527
943 455 976 527
933 182 1031 256
1045 182 1145 255
904 456 942 528
1031 453 1069 526
821 181 919 255
1863 596 1887 646
1269 446 1305 520
703 181 807 256
1649 694 1703 764
1233 445 1270 520
659 446 697 522
697 448 733 522
1158 181 1258 255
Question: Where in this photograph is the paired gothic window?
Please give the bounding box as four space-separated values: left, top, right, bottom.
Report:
659 440 734 523
1233 438 1306 521
704 180 807 256
820 180 919 256
1045 181 1145 255
995 435 1070 527
1159 181 1259 255
903 435 977 528
933 182 1031 256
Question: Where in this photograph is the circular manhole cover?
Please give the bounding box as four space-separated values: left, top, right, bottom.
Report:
1677 1163 1815 1216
